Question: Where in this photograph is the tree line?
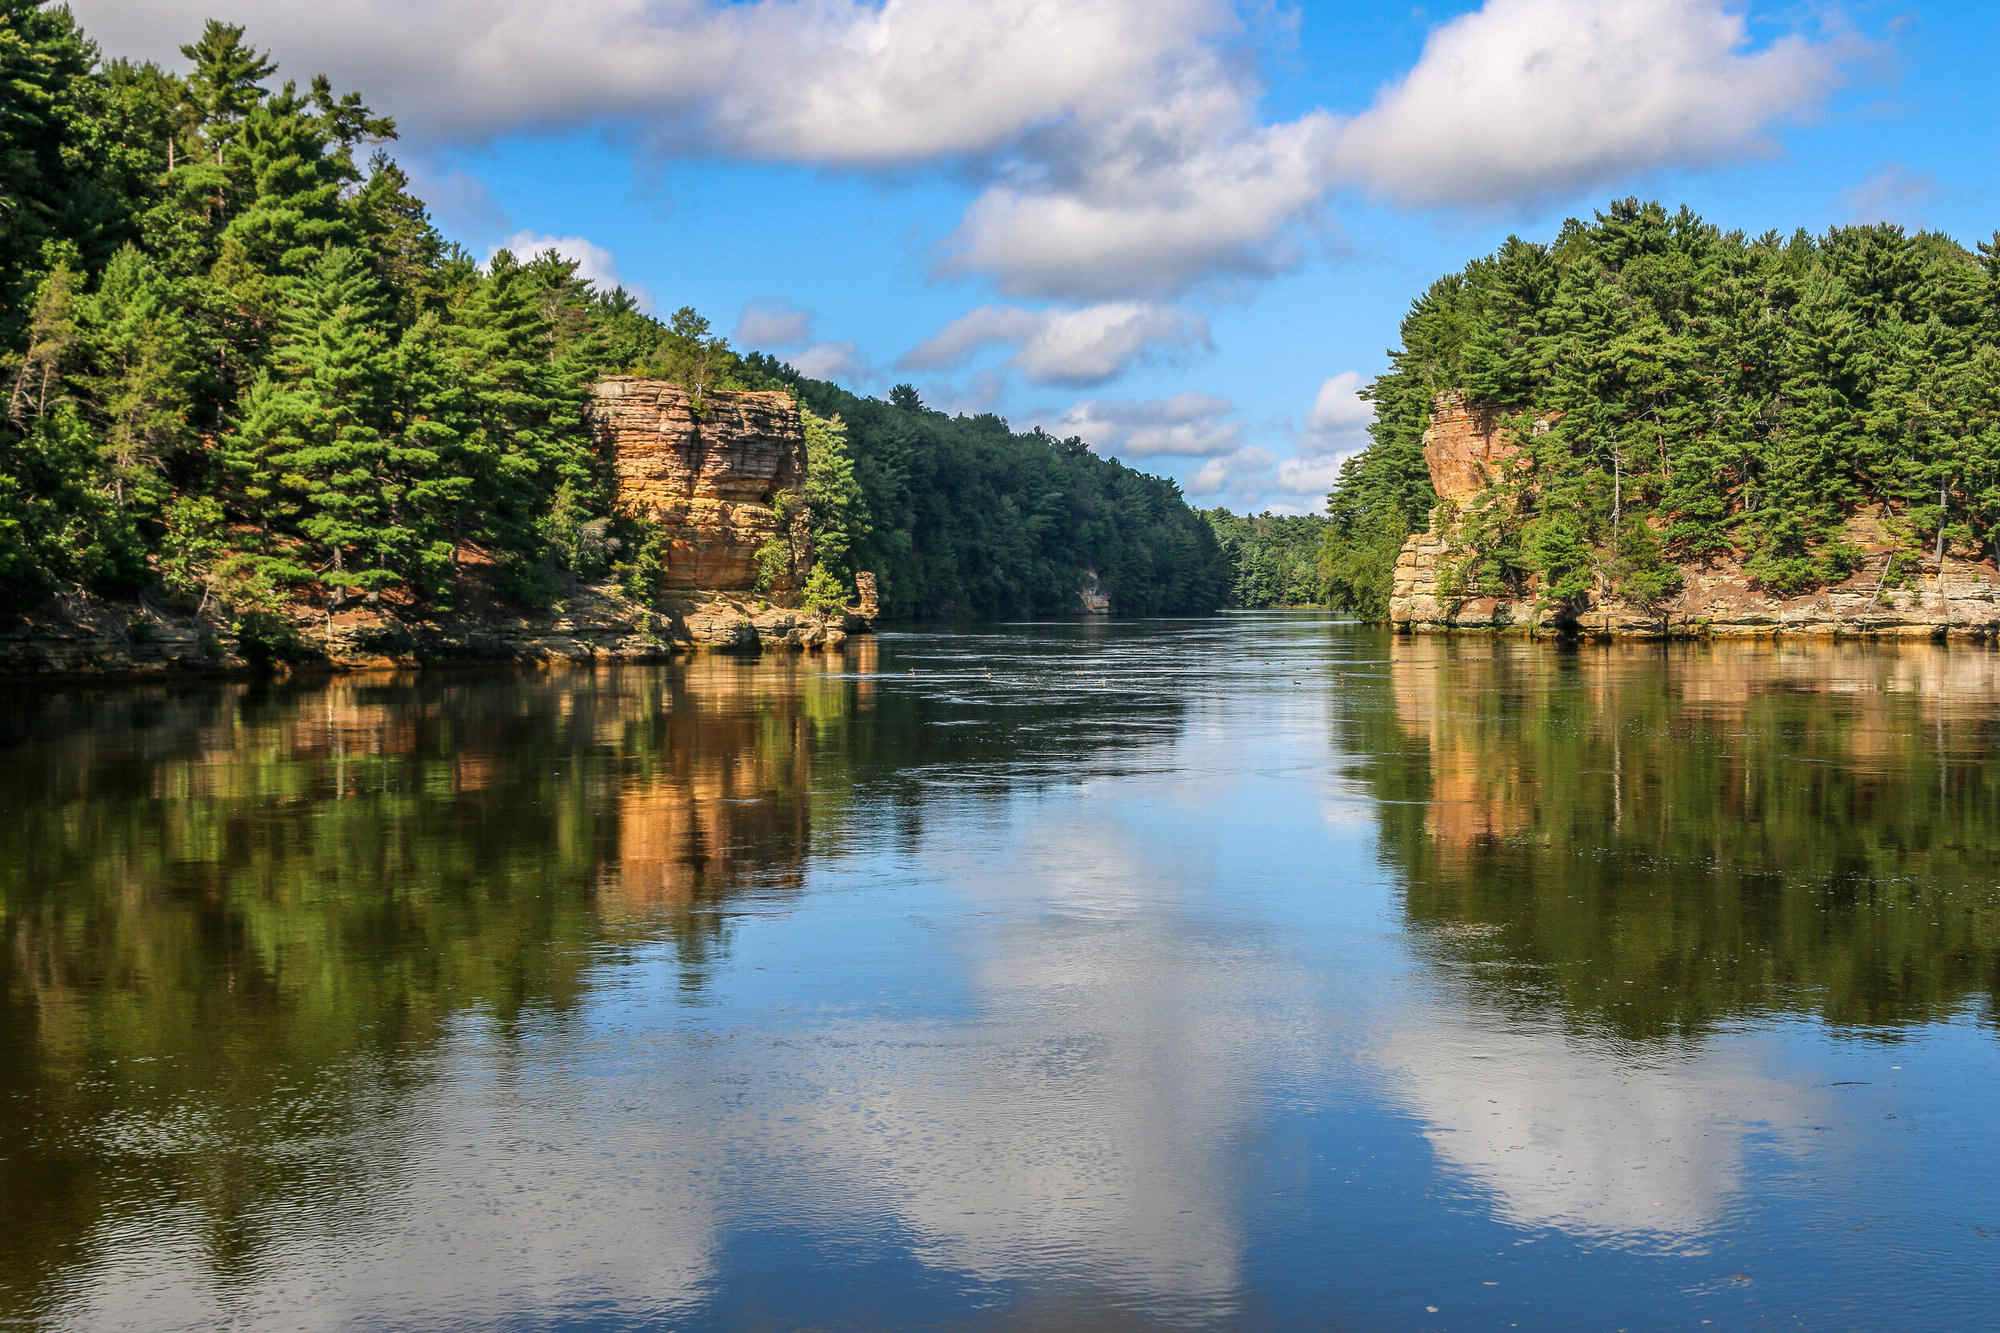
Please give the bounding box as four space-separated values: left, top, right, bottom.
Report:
1200 509 1329 608
1319 198 2000 618
0 7 1228 634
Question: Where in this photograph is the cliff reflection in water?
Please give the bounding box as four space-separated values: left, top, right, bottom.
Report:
0 639 1214 1325
1360 635 2000 1038
1345 637 2000 1250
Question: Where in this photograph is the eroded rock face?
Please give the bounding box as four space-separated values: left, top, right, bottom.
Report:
1388 393 2000 639
1422 392 1534 502
589 377 807 591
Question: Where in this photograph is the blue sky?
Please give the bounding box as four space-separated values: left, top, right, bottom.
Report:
76 0 1994 513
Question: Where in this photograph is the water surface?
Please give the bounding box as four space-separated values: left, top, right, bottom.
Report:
4 619 1998 1329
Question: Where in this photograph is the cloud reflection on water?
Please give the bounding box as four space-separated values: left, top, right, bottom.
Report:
1375 995 1825 1251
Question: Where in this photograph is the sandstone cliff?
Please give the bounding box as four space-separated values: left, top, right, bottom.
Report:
1389 393 2000 639
588 377 807 592
0 381 873 678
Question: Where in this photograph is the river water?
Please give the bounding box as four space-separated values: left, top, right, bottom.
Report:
2 617 1998 1330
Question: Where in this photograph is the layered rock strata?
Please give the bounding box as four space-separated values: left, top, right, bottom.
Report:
1389 393 2000 639
588 377 807 592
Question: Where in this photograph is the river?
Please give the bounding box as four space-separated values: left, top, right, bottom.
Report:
3 617 1997 1329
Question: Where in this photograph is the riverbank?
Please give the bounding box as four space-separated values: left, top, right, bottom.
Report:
0 583 873 681
1391 515 2000 640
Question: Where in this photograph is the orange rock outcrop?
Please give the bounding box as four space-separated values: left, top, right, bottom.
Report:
1421 392 1529 502
588 378 807 591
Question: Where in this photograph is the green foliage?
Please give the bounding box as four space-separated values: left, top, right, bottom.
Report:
614 520 670 608
1321 199 2000 615
777 376 1226 619
1201 509 1330 607
0 11 1227 627
799 565 846 616
647 306 735 411
159 495 224 604
801 407 866 583
1609 518 1682 609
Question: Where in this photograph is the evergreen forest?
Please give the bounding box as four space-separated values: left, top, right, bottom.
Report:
1319 198 2000 618
1200 509 1329 608
0 6 1229 633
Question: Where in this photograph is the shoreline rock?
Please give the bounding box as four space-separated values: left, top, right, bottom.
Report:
1387 392 2000 642
0 584 875 683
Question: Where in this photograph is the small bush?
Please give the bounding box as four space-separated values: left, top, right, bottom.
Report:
800 566 847 616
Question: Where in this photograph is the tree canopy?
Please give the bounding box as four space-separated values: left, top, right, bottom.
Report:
1320 199 2000 617
0 9 1230 627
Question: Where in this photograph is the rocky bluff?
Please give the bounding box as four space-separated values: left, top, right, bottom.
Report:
0 380 866 678
588 377 807 592
1390 393 2000 639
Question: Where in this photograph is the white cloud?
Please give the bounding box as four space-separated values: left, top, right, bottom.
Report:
902 303 1209 387
1185 443 1337 515
1186 446 1275 499
493 231 652 310
1306 370 1372 436
1055 392 1239 458
1329 0 1847 209
939 107 1340 299
76 0 1853 302
790 341 865 383
1275 453 1347 496
734 300 813 348
74 0 1238 160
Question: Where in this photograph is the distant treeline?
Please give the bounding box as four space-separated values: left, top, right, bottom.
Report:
1200 510 1330 608
0 9 1226 627
1321 198 2000 618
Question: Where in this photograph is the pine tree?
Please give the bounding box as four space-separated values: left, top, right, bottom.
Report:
445 249 594 592
178 20 274 165
0 1 121 336
76 246 200 512
7 262 77 428
229 247 405 601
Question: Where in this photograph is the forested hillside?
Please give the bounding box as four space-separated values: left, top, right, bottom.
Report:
1200 510 1329 608
0 6 1224 630
1320 198 2000 618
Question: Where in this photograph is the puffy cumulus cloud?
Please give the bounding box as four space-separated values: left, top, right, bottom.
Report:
74 0 1237 159
939 106 1340 299
1274 453 1346 498
901 303 1209 388
936 0 1847 296
1305 370 1373 438
78 0 1853 302
1295 369 1376 486
1330 0 1848 209
493 231 652 309
725 302 867 383
1056 392 1239 458
734 300 813 348
1187 442 1338 515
